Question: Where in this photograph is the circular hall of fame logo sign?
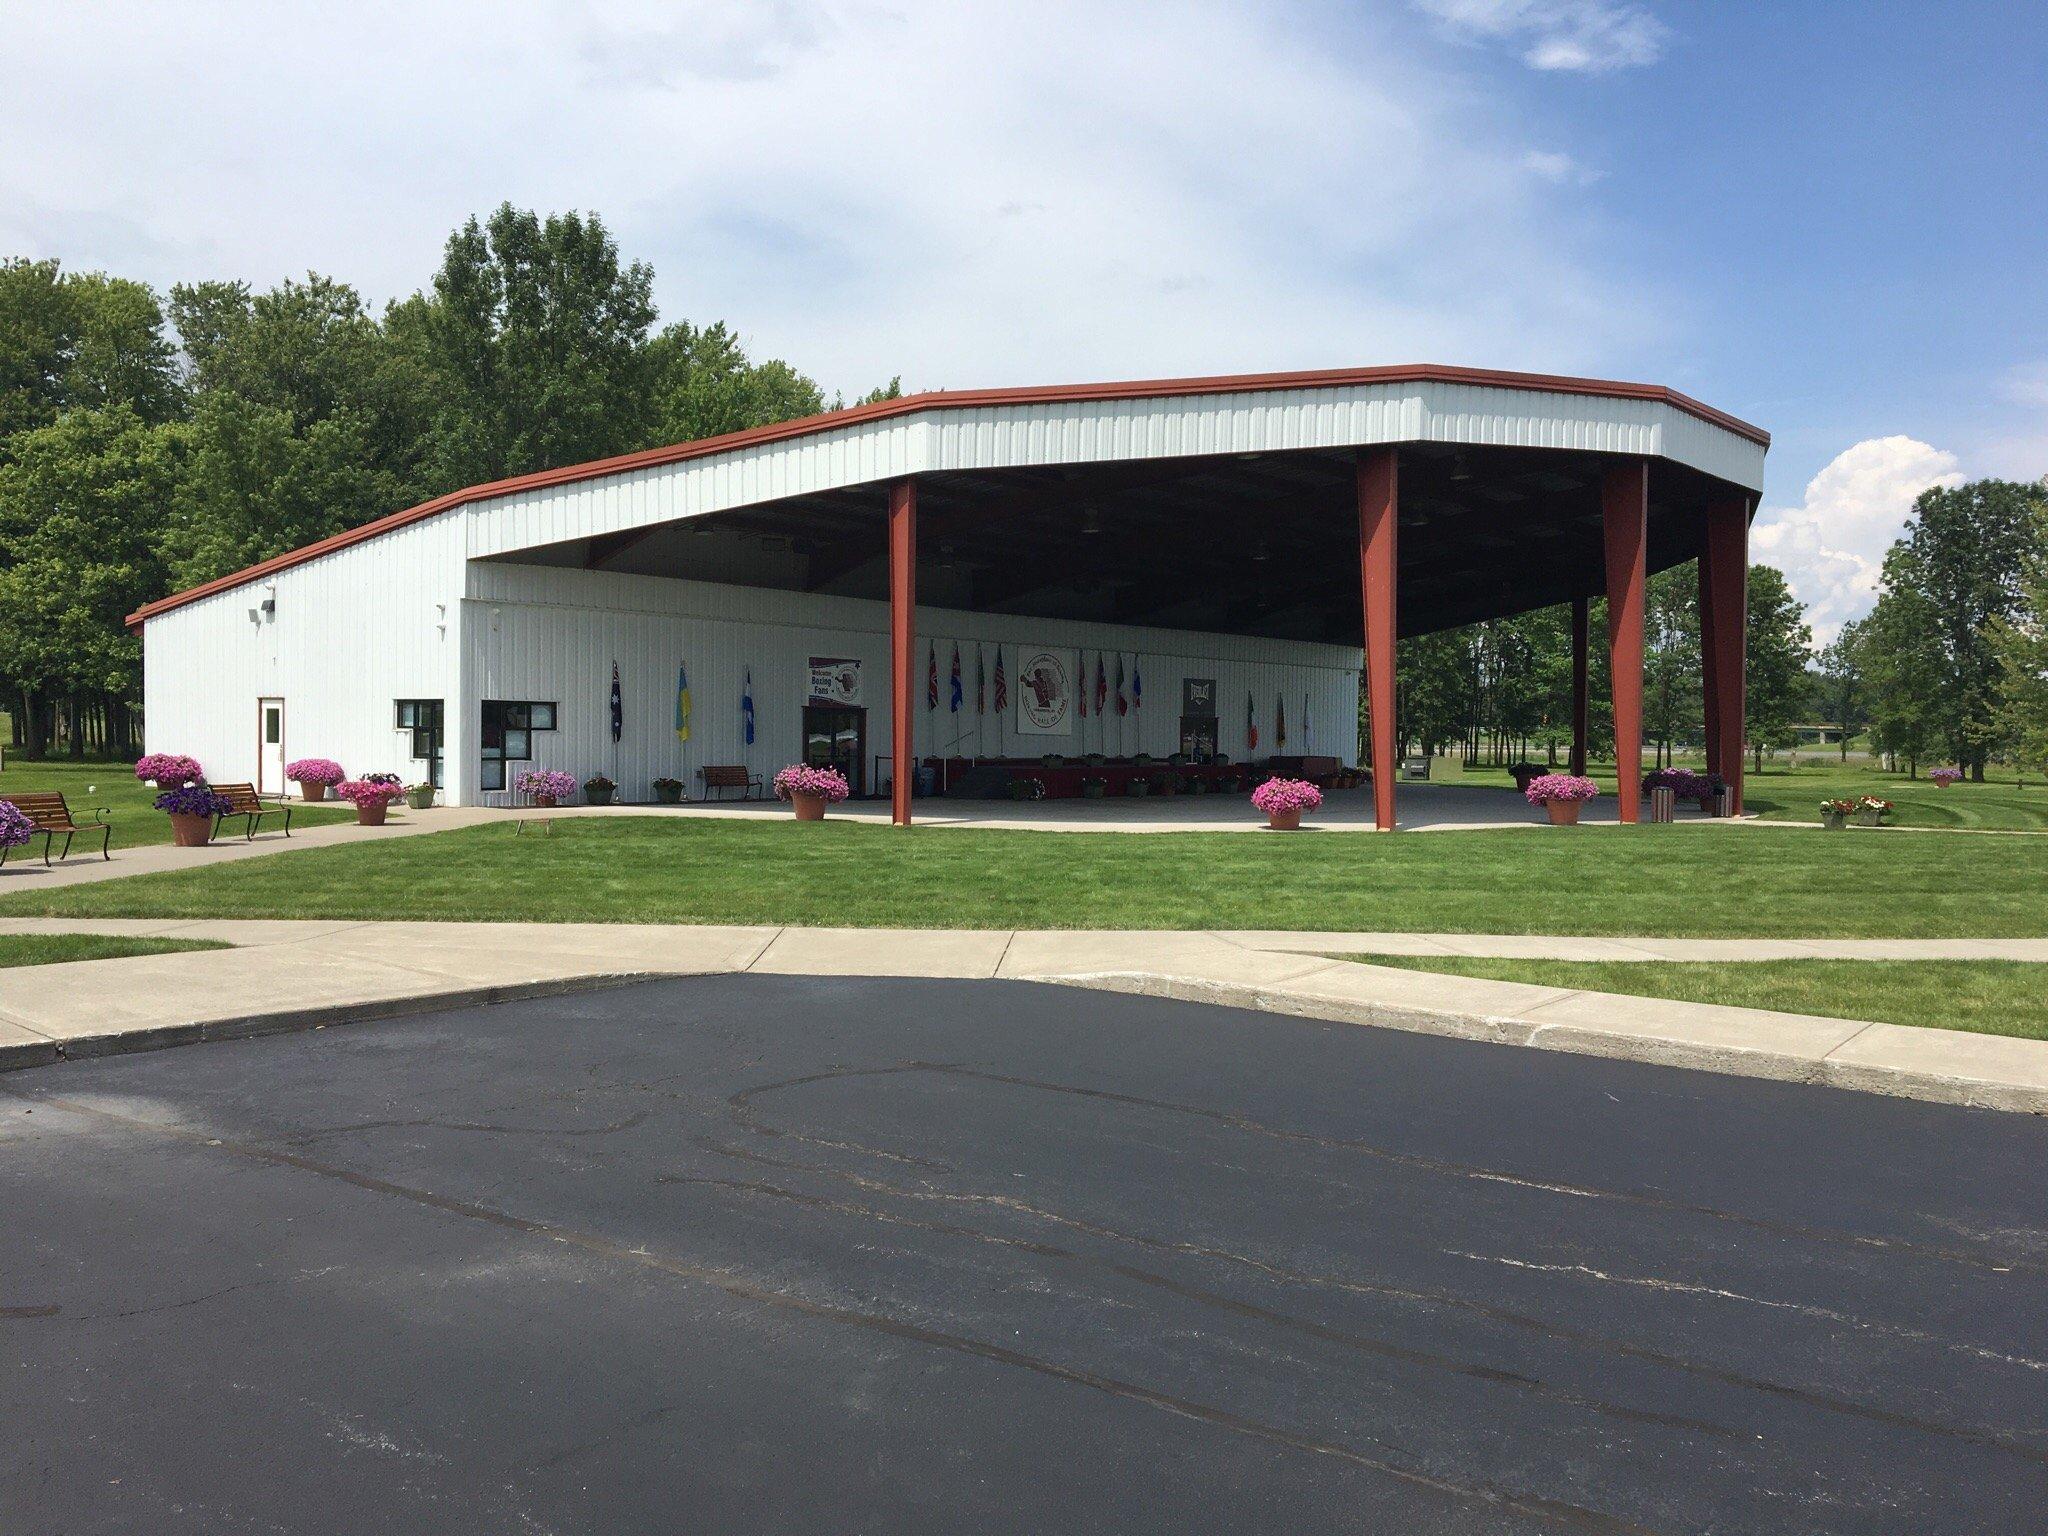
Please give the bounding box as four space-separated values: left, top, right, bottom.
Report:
1014 648 1071 735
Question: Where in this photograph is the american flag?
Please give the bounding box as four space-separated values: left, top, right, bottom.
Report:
993 647 1007 712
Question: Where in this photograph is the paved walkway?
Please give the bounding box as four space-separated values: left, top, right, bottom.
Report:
2 919 2043 1114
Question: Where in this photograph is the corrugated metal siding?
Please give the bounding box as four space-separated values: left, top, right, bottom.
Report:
142 516 466 797
461 563 1360 807
458 381 1762 561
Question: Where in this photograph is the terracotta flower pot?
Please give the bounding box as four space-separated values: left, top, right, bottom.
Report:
534 793 558 808
1545 799 1583 825
1696 796 1717 815
791 792 827 821
298 781 327 802
168 811 213 847
356 801 388 827
1265 807 1303 831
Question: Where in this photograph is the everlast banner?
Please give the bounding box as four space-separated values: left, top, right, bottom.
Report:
1181 678 1216 718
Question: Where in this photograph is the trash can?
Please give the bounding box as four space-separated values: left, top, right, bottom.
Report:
1648 786 1675 823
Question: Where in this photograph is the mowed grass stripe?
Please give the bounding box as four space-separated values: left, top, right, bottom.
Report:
1341 955 2048 1041
3 818 2045 937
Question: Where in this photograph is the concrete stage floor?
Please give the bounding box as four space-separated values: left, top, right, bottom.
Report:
6 976 2044 1533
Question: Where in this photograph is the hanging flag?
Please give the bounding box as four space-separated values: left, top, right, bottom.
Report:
1114 656 1127 717
1132 658 1143 713
742 668 756 746
1246 691 1259 751
927 643 938 710
1077 653 1090 719
1276 692 1287 746
993 647 1008 712
675 663 693 742
610 661 622 743
1094 654 1107 717
1302 691 1311 753
949 644 963 712
975 647 986 715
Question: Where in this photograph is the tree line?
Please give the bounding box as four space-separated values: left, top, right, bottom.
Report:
1381 476 2047 779
0 205 898 758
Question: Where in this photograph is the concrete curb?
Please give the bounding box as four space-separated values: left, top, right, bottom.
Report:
1033 970 2048 1116
0 972 655 1074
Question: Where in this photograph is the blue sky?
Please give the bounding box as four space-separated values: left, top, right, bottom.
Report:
4 0 2043 639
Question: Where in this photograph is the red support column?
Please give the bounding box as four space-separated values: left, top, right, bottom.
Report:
1602 461 1648 824
1699 550 1722 779
888 478 917 827
1704 495 1750 815
1569 596 1590 778
1358 448 1399 831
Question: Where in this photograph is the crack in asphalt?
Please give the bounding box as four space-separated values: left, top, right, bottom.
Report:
3 1082 1658 1536
727 1061 2048 1277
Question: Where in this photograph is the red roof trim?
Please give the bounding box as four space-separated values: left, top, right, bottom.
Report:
127 364 1768 628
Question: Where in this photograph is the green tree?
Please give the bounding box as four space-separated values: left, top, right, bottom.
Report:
1862 583 1947 773
394 205 658 483
1744 563 1812 772
0 259 180 447
1991 495 2048 773
0 405 177 755
1814 618 1869 760
646 320 827 443
1879 480 2043 777
1642 564 1701 768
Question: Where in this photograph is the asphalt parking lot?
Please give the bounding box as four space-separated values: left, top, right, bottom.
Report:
5 974 2046 1533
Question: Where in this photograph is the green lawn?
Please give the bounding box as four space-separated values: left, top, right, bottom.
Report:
0 933 231 968
4 816 2046 936
0 758 353 850
1454 760 2048 831
1340 955 2048 1040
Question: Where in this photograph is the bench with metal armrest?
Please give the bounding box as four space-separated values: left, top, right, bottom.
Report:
209 783 292 841
0 792 112 865
696 765 763 800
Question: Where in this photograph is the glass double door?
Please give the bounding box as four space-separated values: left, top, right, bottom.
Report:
803 706 865 796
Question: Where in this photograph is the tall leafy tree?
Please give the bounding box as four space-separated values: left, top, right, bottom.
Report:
1878 480 2043 777
0 259 180 448
0 405 177 755
1991 494 2048 773
394 205 658 484
1743 563 1812 771
1814 619 1869 760
1642 564 1701 767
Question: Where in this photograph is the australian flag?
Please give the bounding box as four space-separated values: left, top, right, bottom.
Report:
609 661 622 743
742 668 755 746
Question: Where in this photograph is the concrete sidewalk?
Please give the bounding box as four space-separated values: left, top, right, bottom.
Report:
1 919 2043 1114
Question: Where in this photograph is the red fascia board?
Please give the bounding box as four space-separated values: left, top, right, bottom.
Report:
126 364 1769 629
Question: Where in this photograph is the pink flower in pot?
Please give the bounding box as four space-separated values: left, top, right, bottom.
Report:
773 764 851 820
1524 773 1599 825
515 769 578 808
284 758 346 801
1250 776 1322 830
334 777 407 826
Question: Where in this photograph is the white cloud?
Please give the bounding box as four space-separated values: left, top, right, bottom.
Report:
1750 436 1965 644
1412 0 1667 72
2001 360 2048 410
0 0 1664 399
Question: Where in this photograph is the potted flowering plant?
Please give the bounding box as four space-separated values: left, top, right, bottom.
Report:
405 782 436 811
1929 767 1962 788
154 781 233 846
1080 775 1108 798
584 773 617 807
651 776 685 805
0 799 39 859
773 763 850 820
284 758 346 801
1854 795 1892 827
1251 776 1322 830
134 752 203 788
516 769 577 807
1525 772 1599 825
1820 797 1854 830
335 777 406 826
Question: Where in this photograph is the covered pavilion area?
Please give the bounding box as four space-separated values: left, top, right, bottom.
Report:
534 365 1769 828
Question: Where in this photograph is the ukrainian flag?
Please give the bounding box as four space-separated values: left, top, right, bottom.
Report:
675 663 692 742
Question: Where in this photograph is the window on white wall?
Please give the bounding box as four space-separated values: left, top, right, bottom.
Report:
479 699 556 790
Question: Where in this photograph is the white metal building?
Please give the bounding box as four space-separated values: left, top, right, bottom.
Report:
130 366 1768 820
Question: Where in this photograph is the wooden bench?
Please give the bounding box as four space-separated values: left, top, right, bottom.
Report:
1 792 112 866
210 783 292 841
696 765 763 800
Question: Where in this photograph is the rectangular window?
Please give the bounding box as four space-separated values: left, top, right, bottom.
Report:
396 699 445 789
479 699 555 793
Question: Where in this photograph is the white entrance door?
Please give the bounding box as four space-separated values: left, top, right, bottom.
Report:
258 698 285 794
